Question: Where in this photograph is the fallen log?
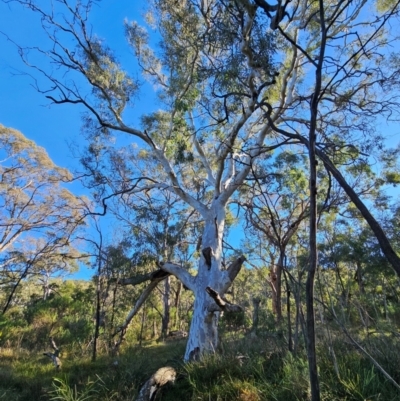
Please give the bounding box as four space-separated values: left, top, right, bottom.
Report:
136 366 176 401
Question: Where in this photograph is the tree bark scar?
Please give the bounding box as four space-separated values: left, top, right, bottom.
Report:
214 217 219 245
202 247 212 269
188 347 200 361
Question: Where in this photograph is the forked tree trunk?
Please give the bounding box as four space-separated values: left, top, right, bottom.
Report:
43 337 62 369
183 212 226 360
160 204 245 361
116 202 245 361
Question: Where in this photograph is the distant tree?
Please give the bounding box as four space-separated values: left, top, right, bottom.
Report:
0 125 85 313
241 151 311 322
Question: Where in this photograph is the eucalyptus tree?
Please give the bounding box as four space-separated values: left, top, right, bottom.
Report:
2 0 298 359
0 125 85 313
241 151 311 322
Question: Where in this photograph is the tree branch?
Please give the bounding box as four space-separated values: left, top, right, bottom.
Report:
159 262 196 292
206 287 243 313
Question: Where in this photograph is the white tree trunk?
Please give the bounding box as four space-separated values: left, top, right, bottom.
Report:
183 202 231 360
160 201 245 361
184 288 219 360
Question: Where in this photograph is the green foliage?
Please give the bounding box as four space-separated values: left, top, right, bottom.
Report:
384 171 400 185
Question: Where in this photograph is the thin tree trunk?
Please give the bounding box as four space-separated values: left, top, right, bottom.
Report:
383 278 389 321
2 264 31 314
283 269 293 352
161 276 171 339
307 122 320 400
316 149 400 278
139 306 146 347
305 0 325 394
112 278 164 354
355 262 365 295
276 250 284 322
93 274 102 362
108 282 119 350
152 318 158 339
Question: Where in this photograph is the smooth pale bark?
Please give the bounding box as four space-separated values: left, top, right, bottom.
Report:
184 208 226 360
159 201 246 361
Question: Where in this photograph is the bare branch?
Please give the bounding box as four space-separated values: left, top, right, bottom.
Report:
206 287 243 313
159 261 196 292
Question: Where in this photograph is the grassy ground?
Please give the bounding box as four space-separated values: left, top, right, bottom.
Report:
1 333 399 401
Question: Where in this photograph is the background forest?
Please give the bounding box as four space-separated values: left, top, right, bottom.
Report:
1 0 400 400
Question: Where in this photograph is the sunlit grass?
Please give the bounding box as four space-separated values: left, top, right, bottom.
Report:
1 332 399 401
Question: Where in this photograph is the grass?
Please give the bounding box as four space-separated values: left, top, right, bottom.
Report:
0 333 399 401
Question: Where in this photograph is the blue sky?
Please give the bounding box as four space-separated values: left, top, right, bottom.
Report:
0 1 151 279
0 1 148 174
